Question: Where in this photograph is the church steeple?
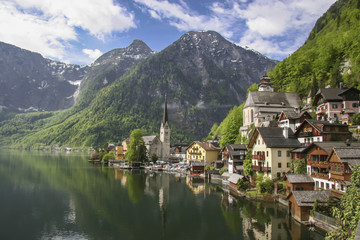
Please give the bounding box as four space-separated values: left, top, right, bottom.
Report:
160 94 170 161
162 94 168 126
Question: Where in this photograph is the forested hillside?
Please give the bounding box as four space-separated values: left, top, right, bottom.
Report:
269 0 360 98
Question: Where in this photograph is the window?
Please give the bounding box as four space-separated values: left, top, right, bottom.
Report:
287 162 290 168
278 150 282 157
326 183 329 189
334 113 338 119
332 104 338 109
321 182 324 189
278 162 282 168
287 151 290 157
353 103 358 108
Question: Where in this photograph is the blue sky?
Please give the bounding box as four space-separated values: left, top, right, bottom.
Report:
0 0 336 65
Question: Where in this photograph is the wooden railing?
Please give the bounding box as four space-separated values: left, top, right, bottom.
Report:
311 172 329 180
253 155 265 160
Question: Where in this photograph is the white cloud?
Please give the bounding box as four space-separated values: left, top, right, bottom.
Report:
0 0 136 61
82 49 103 61
134 0 235 38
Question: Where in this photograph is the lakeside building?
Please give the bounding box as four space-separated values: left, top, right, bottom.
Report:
313 87 360 123
221 144 248 174
186 141 220 164
328 146 360 196
241 75 302 136
248 127 301 179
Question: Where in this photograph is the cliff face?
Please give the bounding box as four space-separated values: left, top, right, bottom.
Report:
0 41 88 111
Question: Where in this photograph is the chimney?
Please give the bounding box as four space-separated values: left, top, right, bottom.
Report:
283 127 289 139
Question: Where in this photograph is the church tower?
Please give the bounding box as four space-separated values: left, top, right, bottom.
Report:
160 94 170 160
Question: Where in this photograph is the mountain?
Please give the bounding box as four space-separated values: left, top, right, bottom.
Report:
77 40 155 108
0 41 88 112
0 31 277 148
269 0 360 98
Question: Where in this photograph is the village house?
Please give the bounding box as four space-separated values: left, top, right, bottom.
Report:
121 138 130 154
299 141 360 191
277 110 312 133
186 141 220 163
284 174 314 196
169 143 188 162
222 144 248 174
313 87 360 123
294 119 351 145
287 190 331 222
248 127 301 179
115 144 125 160
328 146 360 196
241 75 302 136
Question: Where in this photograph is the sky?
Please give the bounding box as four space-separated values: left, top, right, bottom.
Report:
0 0 337 65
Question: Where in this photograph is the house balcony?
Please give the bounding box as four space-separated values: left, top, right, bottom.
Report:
253 155 265 161
252 165 271 172
316 109 327 115
299 132 313 137
307 160 329 167
311 172 329 180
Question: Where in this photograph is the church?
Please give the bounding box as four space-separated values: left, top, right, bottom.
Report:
142 94 171 161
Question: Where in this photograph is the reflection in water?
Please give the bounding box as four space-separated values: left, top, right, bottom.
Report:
0 150 325 240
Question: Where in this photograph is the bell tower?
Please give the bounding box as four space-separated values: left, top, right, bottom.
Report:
160 94 170 160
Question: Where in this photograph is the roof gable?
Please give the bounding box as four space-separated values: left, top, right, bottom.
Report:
285 174 314 183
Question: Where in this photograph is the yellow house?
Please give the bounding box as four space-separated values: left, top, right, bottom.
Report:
122 138 130 154
186 141 220 163
115 145 125 160
248 127 301 179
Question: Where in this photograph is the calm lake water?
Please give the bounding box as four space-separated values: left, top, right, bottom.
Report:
0 150 325 240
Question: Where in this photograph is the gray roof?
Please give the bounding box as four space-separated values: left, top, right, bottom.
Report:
228 174 245 184
315 88 345 102
244 91 302 109
286 174 314 184
142 135 158 144
222 172 231 179
291 190 331 207
257 127 301 148
295 119 350 135
333 147 360 168
225 144 247 158
305 141 360 154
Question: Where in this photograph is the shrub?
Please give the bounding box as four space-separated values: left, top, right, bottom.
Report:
219 167 228 175
102 153 114 162
237 178 249 191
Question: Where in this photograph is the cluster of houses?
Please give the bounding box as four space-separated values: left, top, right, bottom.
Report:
111 76 360 224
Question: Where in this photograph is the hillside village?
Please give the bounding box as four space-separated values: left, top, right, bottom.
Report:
96 74 360 236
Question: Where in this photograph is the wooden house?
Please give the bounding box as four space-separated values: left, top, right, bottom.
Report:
287 190 331 222
222 144 248 174
284 174 314 196
313 87 360 123
328 146 360 195
294 119 351 145
248 127 301 179
228 174 246 191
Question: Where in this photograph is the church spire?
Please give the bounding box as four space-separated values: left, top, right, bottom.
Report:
162 94 168 125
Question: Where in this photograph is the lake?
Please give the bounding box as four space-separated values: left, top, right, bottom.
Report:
0 150 326 240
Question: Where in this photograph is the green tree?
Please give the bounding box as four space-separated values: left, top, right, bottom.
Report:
290 158 307 174
351 113 360 125
243 152 253 177
326 165 360 240
237 178 249 191
125 129 148 162
150 153 158 163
